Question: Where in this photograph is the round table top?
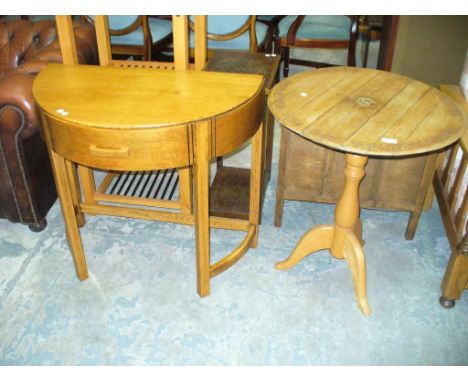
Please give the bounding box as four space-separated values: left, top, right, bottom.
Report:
32 64 264 129
268 67 466 157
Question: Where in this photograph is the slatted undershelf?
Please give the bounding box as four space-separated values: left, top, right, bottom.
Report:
94 167 251 219
95 170 180 210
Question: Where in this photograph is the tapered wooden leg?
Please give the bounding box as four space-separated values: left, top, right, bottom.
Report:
274 127 289 227
65 161 86 227
344 233 371 315
178 167 193 214
50 153 89 280
276 225 334 270
264 107 275 184
249 122 264 248
193 121 211 297
78 165 96 215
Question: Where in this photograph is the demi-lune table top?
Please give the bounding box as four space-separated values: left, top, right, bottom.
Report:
33 64 264 129
268 67 466 157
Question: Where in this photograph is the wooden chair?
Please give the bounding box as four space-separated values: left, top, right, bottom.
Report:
434 86 468 308
81 15 173 61
189 15 268 54
256 15 285 53
274 15 359 77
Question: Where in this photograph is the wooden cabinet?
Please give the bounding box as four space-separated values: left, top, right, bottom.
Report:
275 128 438 239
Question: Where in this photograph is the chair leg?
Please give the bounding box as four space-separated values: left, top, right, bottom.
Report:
274 38 281 55
193 121 211 297
274 128 289 227
28 219 48 232
440 232 468 308
282 47 290 78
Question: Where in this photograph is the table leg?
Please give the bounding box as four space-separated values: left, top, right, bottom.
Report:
276 153 371 315
65 161 86 227
50 151 89 280
249 122 264 248
194 121 211 297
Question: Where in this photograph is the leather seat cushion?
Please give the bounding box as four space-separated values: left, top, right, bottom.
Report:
278 15 351 40
189 16 268 50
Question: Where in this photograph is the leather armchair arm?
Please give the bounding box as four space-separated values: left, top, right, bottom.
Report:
0 18 98 228
0 71 40 139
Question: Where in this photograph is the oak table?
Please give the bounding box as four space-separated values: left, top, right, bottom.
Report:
268 67 465 315
32 64 265 297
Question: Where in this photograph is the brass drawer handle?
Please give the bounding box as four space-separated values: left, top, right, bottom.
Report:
89 144 129 158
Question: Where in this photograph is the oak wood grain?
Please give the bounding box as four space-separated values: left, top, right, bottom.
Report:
269 67 465 156
33 64 264 129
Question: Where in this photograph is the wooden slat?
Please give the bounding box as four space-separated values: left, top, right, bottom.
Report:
194 15 207 71
173 15 189 71
55 16 78 65
448 156 467 208
193 121 211 296
433 171 461 250
400 99 465 153
268 67 465 157
80 202 249 232
455 189 468 234
314 72 411 147
94 192 181 210
345 83 431 151
249 122 264 247
270 69 377 131
442 144 460 186
94 16 112 66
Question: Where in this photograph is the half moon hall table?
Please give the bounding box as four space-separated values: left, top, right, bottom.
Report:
32 63 265 297
268 67 466 315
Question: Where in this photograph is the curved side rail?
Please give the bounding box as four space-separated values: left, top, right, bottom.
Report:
210 224 256 277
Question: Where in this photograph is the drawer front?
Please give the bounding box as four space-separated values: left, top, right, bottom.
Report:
213 86 264 157
44 114 191 171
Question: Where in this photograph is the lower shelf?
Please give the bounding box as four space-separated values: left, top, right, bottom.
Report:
209 166 250 220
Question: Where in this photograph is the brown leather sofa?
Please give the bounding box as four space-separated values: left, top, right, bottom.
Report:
0 18 98 231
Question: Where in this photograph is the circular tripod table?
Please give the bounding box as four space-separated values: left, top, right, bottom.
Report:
268 67 465 315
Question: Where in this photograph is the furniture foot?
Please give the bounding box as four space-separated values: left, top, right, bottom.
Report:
275 224 334 270
344 233 371 316
28 219 48 232
439 296 456 309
